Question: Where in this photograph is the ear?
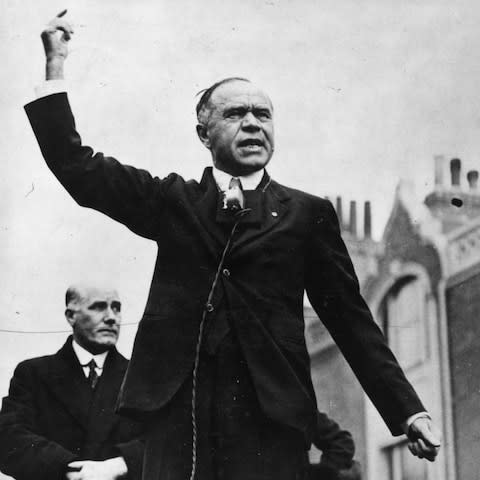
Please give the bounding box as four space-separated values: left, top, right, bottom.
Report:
65 308 75 327
196 124 211 149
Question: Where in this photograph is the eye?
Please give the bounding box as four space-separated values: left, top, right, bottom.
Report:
111 302 121 313
89 301 107 311
225 108 244 120
255 110 271 120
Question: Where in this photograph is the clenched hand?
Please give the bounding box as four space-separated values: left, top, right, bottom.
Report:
41 10 74 80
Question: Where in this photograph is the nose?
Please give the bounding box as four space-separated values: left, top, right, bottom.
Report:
104 307 118 325
241 112 260 131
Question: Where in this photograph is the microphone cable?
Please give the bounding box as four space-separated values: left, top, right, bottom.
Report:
189 208 251 480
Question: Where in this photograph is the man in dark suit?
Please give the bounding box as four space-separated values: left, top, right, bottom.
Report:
25 11 440 480
0 285 144 480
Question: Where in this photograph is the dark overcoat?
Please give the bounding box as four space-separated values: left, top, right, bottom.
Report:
0 337 144 480
25 93 425 442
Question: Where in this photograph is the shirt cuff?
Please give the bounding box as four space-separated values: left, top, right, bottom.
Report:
402 412 431 435
34 80 67 99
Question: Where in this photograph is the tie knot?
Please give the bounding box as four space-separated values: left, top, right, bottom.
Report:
223 177 244 212
229 177 242 190
86 359 97 369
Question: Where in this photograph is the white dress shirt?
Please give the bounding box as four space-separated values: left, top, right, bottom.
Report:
212 166 264 192
72 339 108 378
34 79 67 99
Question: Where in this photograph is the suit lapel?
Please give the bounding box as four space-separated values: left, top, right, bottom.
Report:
85 349 126 446
44 337 92 430
191 168 291 259
192 168 230 254
229 178 291 256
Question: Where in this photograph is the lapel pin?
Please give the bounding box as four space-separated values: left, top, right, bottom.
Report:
271 211 278 217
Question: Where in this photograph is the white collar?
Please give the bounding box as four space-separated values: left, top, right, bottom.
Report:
72 339 109 369
212 166 265 191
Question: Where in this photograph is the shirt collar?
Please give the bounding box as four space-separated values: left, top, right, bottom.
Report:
72 339 109 369
212 166 265 191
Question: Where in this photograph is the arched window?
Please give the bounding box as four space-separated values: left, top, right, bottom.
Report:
379 276 428 371
378 276 431 480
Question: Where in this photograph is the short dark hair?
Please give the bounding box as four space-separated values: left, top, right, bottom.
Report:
196 77 251 123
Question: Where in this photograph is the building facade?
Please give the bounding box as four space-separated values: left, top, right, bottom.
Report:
306 157 480 479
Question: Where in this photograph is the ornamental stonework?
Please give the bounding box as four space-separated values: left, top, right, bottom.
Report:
447 224 480 276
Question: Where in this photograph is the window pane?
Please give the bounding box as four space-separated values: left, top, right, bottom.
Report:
386 278 426 369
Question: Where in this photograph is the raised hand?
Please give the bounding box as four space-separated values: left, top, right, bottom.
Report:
40 10 74 79
407 417 442 462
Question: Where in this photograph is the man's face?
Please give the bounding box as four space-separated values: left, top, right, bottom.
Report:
199 81 275 176
66 287 121 354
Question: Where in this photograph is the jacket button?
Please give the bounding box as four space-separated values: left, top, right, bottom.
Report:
222 268 230 277
206 303 214 312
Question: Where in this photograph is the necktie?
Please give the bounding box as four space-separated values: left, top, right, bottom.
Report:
223 177 245 212
86 359 99 389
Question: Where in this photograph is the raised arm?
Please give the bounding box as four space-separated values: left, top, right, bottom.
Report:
26 12 179 239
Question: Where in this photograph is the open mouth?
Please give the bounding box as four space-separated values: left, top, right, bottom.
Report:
238 139 265 154
238 138 264 148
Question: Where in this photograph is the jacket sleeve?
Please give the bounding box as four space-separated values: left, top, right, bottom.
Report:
24 93 178 240
115 438 144 480
305 199 425 436
0 362 77 480
312 411 354 471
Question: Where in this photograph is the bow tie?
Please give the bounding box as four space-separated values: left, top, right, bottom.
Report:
222 177 245 212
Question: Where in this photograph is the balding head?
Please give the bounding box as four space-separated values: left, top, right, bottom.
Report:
196 77 251 125
196 78 275 176
65 284 121 354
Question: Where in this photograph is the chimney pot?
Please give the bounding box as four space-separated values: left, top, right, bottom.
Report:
450 158 461 187
336 196 343 228
364 201 372 238
349 201 357 237
467 170 479 190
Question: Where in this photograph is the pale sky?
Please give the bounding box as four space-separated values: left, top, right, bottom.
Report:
2 0 480 396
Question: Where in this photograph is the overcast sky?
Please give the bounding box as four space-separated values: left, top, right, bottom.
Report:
2 0 480 396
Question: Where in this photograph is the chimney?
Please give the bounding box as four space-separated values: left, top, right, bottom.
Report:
467 170 479 190
349 201 357 236
450 158 461 187
336 196 343 227
434 155 445 187
364 201 372 238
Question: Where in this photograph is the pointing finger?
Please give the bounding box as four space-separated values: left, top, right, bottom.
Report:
57 9 67 18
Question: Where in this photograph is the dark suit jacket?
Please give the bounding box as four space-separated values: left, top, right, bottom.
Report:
0 337 144 480
308 411 355 480
312 411 354 471
25 93 425 441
